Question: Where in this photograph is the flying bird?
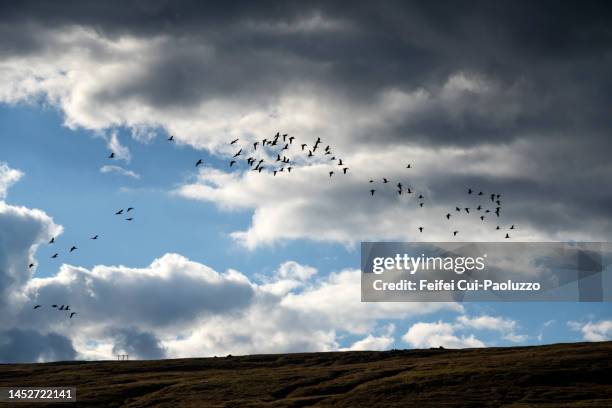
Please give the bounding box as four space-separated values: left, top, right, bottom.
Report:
70 246 77 252
456 207 461 212
406 164 411 168
505 233 510 239
29 263 35 268
108 152 115 159
329 171 334 177
510 225 515 230
370 189 376 196
69 312 77 319
51 304 57 308
115 209 124 215
126 207 134 212
465 208 470 214
419 203 424 208
253 142 259 150
49 237 55 244
343 167 348 174
91 235 98 240
383 178 389 183
480 216 485 221
34 305 41 309
51 253 58 258
168 135 174 141
446 213 451 220
230 160 236 167
468 188 473 194
453 231 459 236
301 143 307 151
195 159 203 167
418 227 423 233
230 138 239 145
126 218 134 221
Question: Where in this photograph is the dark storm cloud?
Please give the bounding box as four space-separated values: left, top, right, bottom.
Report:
0 328 76 363
111 327 166 360
1 0 609 145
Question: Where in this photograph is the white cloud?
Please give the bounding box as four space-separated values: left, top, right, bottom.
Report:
402 321 485 349
568 320 612 342
100 165 141 179
0 162 23 199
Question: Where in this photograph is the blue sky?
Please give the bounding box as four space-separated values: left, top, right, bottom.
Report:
1 102 610 354
0 1 610 362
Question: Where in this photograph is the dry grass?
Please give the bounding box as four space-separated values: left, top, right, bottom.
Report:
1 342 611 407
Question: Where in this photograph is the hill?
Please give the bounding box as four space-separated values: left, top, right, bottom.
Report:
1 341 611 407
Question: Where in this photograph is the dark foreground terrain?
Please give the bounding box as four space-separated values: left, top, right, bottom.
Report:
1 342 611 407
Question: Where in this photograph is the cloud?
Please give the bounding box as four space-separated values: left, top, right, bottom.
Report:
402 314 527 349
402 321 485 349
100 165 141 179
0 162 23 199
0 2 610 247
0 328 76 363
568 320 612 342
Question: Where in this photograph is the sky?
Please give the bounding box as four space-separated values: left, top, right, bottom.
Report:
0 0 611 362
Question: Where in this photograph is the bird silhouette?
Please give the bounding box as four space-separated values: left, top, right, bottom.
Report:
195 159 203 167
230 160 236 167
406 164 411 168
329 171 334 177
510 225 515 230
126 218 134 221
465 208 470 214
343 168 348 174
480 216 485 221
115 209 124 215
446 213 451 219
383 178 389 183
108 152 115 159
51 253 58 258
453 231 459 236
28 263 35 268
419 203 424 208
505 233 510 239
301 143 307 151
478 191 483 196
456 207 461 212
496 226 500 230
418 227 423 232
59 305 65 310
34 305 41 309
418 194 424 199
370 189 376 196
168 135 174 141
289 136 295 144
230 138 239 145
49 237 55 244
69 312 77 319
468 188 473 194
51 304 57 308
91 235 98 240
127 207 134 212
233 149 242 157
70 246 77 252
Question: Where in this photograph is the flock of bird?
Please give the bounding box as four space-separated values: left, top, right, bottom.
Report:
220 133 517 239
31 204 137 318
32 130 517 317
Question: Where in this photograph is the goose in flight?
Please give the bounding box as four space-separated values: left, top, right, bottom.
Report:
253 142 259 150
91 235 98 240
505 233 510 239
418 227 423 233
34 305 41 309
453 231 459 236
230 160 236 167
127 207 134 212
446 213 451 220
343 168 348 174
329 171 334 177
370 189 376 196
465 208 470 214
406 164 411 168
70 246 77 252
108 152 115 159
115 209 124 215
383 178 389 183
51 253 58 258
468 188 473 194
126 217 134 221
49 237 55 244
69 312 77 319
480 216 485 221
230 138 239 145
510 225 515 230
301 143 307 151
168 135 174 141
195 159 203 167
456 207 461 212
289 136 295 144
234 149 243 158
29 263 35 268
419 203 424 208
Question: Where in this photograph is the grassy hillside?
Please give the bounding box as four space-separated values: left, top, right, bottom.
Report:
1 342 611 407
